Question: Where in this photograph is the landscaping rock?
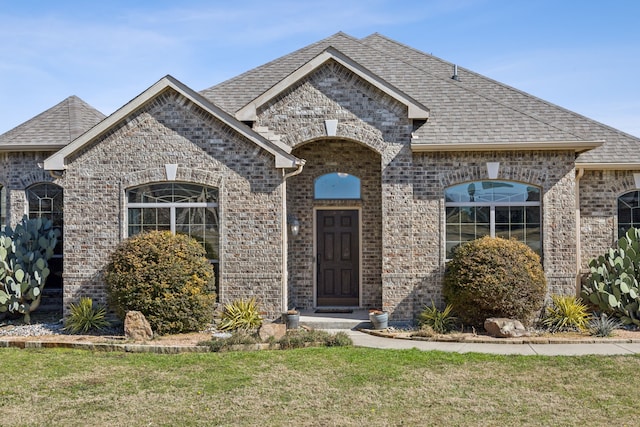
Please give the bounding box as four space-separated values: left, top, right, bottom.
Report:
124 311 153 341
258 323 286 341
484 318 530 338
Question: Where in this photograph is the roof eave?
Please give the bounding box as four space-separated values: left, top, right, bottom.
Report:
235 47 430 122
576 162 640 170
0 144 64 152
411 140 604 153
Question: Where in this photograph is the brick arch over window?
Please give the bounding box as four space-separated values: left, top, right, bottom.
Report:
439 165 546 189
288 124 387 155
610 174 638 199
19 169 55 188
122 167 223 189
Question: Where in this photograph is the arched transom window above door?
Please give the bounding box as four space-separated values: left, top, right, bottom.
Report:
314 173 361 200
445 180 541 259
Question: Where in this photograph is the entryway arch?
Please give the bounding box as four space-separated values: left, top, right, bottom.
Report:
286 139 382 309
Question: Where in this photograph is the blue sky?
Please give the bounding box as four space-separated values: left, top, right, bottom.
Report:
1 0 639 136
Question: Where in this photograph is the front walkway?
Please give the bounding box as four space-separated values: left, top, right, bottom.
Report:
342 330 640 356
299 310 640 356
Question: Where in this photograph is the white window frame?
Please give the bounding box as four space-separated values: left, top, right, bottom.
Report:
126 184 219 267
445 181 541 259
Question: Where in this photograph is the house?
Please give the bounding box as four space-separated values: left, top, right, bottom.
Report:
1 32 639 320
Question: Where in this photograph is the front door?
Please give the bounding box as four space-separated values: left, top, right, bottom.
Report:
316 209 359 306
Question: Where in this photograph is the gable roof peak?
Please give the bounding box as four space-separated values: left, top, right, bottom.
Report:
235 45 430 121
44 75 301 170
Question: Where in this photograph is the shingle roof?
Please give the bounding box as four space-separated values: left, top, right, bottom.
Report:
0 96 105 150
201 32 640 165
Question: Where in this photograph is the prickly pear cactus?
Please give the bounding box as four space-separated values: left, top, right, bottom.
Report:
582 227 640 326
0 216 59 323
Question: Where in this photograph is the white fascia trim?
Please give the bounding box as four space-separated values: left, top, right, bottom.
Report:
44 75 299 170
411 140 604 153
577 162 640 170
0 145 64 152
235 47 430 122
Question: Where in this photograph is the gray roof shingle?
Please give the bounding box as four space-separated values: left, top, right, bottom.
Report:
201 32 640 165
0 96 105 150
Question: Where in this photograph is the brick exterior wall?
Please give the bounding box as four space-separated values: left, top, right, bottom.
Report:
411 151 578 318
57 89 285 318
253 60 581 320
3 61 629 323
0 151 60 228
256 61 414 315
579 170 640 267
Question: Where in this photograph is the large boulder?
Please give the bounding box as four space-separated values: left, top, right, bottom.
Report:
258 323 287 341
484 318 530 338
124 310 154 341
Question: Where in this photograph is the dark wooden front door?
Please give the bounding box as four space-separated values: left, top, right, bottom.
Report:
316 210 359 306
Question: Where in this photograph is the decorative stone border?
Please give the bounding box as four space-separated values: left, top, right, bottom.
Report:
0 339 328 353
359 328 640 345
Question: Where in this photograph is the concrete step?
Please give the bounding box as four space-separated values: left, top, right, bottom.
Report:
298 309 372 330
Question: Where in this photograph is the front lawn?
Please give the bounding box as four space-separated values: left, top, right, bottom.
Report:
1 347 637 426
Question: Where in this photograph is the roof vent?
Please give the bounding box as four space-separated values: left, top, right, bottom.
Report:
451 64 460 81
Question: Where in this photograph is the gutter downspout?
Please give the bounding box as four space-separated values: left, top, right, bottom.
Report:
281 162 305 314
575 167 585 295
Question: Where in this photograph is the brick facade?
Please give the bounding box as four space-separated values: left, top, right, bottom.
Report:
3 50 635 323
254 61 581 319
57 89 285 317
579 170 640 267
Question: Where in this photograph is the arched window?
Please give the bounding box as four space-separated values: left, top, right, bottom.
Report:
314 173 361 199
618 190 640 237
27 183 64 289
127 183 219 264
445 180 541 258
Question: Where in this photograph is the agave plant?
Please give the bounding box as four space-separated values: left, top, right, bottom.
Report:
588 313 622 337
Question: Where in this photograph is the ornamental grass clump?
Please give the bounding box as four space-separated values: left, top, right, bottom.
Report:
542 294 591 332
217 298 263 331
443 236 547 327
105 231 216 335
65 297 110 334
417 301 458 334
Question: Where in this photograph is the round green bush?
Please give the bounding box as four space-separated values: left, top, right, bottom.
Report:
443 236 547 327
105 231 216 335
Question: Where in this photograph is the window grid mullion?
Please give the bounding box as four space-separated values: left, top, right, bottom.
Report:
490 205 495 237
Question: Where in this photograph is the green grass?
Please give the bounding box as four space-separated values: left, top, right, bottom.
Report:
1 347 638 426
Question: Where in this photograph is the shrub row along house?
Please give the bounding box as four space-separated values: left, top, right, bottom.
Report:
1 32 639 320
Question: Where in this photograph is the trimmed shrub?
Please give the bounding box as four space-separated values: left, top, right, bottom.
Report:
443 236 547 327
105 231 216 335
